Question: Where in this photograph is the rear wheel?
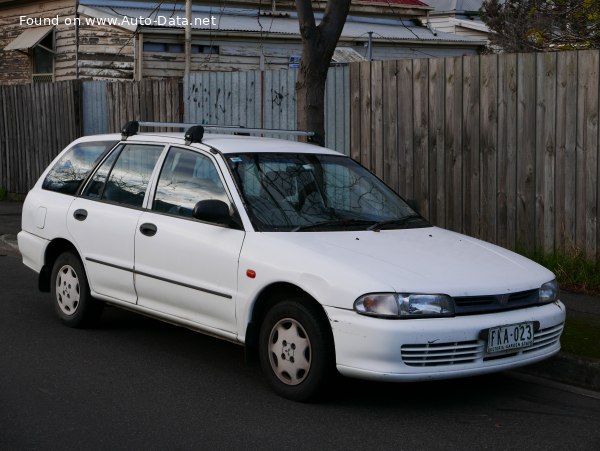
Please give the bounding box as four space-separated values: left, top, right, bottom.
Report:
259 298 334 402
51 252 103 327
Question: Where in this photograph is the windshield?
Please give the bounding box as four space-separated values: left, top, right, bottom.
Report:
227 153 430 232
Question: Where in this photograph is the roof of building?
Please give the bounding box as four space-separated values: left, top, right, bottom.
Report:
360 0 430 6
3 25 53 51
80 1 485 45
425 1 483 12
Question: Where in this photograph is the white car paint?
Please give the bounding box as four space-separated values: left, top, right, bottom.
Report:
67 198 141 303
18 131 566 384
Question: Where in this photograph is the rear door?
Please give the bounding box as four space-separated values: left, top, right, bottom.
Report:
133 146 245 333
67 143 164 303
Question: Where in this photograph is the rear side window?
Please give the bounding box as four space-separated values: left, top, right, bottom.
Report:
42 141 117 195
82 143 163 208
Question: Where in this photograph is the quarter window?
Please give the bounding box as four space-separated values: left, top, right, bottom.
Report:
153 147 227 218
42 141 117 195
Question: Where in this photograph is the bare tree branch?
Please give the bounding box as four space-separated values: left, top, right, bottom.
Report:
482 0 600 52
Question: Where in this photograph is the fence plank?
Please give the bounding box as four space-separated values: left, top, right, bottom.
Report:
429 57 445 227
579 51 600 259
516 53 537 252
445 56 463 233
480 54 498 243
463 55 480 238
24 86 32 191
413 58 429 218
397 59 414 199
371 62 384 177
0 87 6 190
536 52 557 254
496 53 518 249
383 60 399 193
359 62 372 168
555 52 578 254
349 62 362 162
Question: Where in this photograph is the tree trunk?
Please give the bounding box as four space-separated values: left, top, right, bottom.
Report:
296 47 330 146
295 0 351 147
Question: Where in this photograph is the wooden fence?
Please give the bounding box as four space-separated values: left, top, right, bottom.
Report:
82 78 182 134
2 51 600 260
0 79 182 194
350 50 600 259
0 82 82 193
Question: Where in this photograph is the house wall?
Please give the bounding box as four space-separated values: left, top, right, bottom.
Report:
424 16 488 41
0 0 75 84
141 35 299 77
141 33 480 77
76 12 135 80
367 42 480 60
0 1 135 83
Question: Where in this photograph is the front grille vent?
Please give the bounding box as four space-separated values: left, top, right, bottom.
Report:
401 340 484 367
401 323 563 367
454 289 539 315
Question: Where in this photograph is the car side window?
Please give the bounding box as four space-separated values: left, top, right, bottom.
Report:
82 144 163 208
153 147 228 218
42 141 117 195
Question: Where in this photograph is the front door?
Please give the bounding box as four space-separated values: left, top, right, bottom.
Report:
133 146 245 333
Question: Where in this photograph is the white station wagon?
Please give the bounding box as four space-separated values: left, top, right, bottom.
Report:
18 122 566 401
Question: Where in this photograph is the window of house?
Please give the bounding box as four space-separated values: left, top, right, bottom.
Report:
143 42 219 54
32 31 55 83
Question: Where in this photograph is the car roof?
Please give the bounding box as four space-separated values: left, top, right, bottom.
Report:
73 132 345 156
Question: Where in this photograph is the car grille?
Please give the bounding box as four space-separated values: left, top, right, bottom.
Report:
401 323 564 367
453 289 540 315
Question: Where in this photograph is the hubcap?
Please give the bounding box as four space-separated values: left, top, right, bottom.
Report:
55 264 80 316
268 318 311 385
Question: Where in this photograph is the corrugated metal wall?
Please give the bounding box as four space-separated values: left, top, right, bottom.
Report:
82 81 108 136
184 67 350 154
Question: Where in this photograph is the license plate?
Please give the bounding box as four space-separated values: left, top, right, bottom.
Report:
487 322 534 353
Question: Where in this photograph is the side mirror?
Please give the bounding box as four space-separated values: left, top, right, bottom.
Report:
193 199 231 225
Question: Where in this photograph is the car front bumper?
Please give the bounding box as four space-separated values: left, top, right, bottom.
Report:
324 301 566 382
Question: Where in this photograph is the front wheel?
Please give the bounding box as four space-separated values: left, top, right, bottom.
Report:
259 298 335 402
51 251 103 328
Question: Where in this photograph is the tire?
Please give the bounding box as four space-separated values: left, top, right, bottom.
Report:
259 298 335 402
50 251 103 328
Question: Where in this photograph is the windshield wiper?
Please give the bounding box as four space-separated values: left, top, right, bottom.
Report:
367 214 429 232
292 218 372 232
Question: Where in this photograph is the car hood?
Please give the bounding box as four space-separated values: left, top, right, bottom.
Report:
258 227 554 299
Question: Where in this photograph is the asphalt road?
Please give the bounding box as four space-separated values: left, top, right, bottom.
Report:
1 255 599 451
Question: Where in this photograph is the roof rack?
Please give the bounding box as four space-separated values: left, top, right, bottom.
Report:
120 121 315 144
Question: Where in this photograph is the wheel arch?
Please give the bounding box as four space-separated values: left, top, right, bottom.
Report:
244 282 333 364
39 238 81 292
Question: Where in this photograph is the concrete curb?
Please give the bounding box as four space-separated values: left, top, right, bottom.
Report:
516 352 600 392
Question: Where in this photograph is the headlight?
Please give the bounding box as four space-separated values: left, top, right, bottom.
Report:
354 294 399 317
539 279 558 304
354 293 455 318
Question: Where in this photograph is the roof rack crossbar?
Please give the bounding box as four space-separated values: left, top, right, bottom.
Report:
136 121 314 137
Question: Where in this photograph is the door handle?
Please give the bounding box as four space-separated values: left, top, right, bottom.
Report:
73 209 88 221
139 223 157 237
